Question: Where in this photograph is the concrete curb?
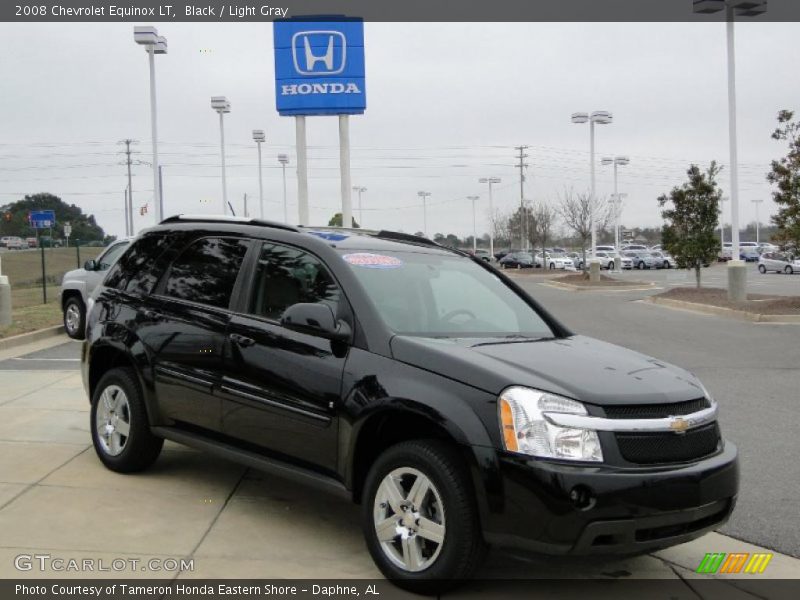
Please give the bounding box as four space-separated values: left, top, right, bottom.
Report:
0 325 65 351
647 296 800 323
544 280 657 292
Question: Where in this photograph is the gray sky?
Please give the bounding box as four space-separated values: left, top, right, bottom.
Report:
1 22 798 239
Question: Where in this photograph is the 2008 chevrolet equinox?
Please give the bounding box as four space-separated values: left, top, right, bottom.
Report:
82 216 738 592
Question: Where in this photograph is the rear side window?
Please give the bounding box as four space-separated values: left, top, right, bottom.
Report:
163 237 250 309
104 233 172 295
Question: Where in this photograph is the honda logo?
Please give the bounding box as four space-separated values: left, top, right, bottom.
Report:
292 31 347 75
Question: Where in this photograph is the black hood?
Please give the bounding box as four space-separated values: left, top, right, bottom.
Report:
389 335 705 407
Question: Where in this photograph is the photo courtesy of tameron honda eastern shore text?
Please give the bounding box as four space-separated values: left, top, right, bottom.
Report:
81 216 739 593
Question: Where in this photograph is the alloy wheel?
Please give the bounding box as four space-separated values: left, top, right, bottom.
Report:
64 303 81 335
95 385 131 456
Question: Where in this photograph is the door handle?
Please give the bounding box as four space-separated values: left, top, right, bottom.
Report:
229 333 255 347
142 309 162 320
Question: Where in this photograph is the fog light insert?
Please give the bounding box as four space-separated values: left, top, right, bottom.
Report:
569 485 595 510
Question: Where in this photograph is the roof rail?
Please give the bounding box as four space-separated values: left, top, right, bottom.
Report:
159 214 300 232
373 230 440 248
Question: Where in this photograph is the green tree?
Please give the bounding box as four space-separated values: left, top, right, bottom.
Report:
766 110 800 249
0 193 106 242
658 163 721 288
327 213 360 228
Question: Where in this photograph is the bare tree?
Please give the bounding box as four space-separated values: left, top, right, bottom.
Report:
530 201 557 267
557 189 612 271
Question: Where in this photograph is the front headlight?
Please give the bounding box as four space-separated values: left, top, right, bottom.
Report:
499 386 603 462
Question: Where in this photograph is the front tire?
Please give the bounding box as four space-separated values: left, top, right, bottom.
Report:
362 440 486 594
786 265 794 275
638 261 645 270
758 264 767 274
63 296 86 340
91 368 163 473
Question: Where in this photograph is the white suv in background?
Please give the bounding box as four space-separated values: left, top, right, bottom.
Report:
0 236 25 250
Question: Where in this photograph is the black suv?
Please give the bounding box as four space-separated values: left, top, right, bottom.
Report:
83 216 738 592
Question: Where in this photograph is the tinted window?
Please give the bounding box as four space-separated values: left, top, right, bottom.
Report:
96 241 130 270
249 243 340 320
104 233 172 295
163 237 250 309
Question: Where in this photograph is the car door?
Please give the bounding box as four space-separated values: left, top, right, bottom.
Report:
145 236 251 433
220 241 348 472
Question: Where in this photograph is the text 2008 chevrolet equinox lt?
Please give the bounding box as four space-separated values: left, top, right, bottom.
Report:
83 216 738 592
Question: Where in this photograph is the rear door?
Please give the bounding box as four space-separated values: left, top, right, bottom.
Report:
220 241 348 472
146 236 251 433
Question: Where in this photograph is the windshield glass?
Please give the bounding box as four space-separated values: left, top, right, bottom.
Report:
340 250 554 338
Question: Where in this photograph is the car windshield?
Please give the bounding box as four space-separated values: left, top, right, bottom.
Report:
340 250 554 338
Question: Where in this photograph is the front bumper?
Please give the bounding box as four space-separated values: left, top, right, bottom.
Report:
482 441 738 556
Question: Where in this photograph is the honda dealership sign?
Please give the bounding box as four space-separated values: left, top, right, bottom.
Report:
273 18 366 116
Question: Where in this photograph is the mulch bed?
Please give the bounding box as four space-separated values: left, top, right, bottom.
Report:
556 273 649 287
657 287 800 315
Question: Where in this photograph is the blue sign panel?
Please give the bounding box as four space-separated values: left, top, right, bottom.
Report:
29 210 56 229
274 18 366 116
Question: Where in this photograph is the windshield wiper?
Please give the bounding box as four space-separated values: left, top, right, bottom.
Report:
471 335 555 347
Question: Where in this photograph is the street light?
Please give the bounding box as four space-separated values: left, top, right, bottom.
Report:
252 130 265 219
752 199 763 243
353 186 367 227
719 196 730 249
572 111 613 258
418 191 431 237
479 177 501 259
467 196 480 253
133 26 167 223
693 0 767 301
278 154 289 224
601 156 629 250
211 96 231 215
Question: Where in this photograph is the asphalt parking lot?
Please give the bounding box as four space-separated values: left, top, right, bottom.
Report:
0 279 798 593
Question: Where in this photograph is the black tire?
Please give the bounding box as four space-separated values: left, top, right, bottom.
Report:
758 264 767 274
361 439 487 594
549 263 555 270
638 261 645 270
62 296 86 340
786 266 794 275
663 261 670 269
90 367 163 473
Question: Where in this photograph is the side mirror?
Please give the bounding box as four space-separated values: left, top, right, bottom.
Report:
84 259 97 271
281 302 351 342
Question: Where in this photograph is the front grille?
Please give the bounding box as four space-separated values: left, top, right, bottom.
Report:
604 397 710 420
616 423 721 464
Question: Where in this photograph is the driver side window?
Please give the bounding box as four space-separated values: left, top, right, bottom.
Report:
248 243 341 321
97 242 129 270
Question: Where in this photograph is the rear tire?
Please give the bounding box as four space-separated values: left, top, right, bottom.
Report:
90 368 163 473
63 296 86 340
362 440 486 594
758 264 767 274
786 266 794 275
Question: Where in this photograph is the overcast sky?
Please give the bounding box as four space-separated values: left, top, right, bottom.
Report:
1 21 798 239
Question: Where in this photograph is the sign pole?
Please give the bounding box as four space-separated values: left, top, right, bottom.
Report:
296 116 309 226
339 115 353 228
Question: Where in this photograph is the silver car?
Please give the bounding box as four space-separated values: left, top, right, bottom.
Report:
626 251 660 269
60 238 131 339
758 252 799 275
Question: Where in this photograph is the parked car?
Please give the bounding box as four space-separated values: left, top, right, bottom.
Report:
0 236 25 250
739 243 760 262
595 245 616 253
757 242 778 253
650 251 674 269
587 251 617 270
83 216 739 592
566 251 584 270
494 249 519 262
758 252 799 274
535 252 574 270
626 251 660 270
621 244 649 252
26 237 38 248
472 249 491 262
650 244 662 252
60 238 132 339
499 252 534 269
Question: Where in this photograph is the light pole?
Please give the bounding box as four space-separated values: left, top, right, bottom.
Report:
278 154 289 224
601 156 629 250
694 0 767 300
467 195 480 253
752 199 763 243
479 177 501 260
418 191 431 237
719 196 730 250
252 130 265 219
211 96 231 215
353 186 367 227
572 111 613 258
133 26 167 223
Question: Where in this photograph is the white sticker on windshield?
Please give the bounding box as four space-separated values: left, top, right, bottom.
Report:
343 253 404 269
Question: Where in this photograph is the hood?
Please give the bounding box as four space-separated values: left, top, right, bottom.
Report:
62 268 85 283
389 335 704 407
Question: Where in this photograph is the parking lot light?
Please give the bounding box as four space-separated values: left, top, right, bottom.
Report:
573 111 613 258
278 154 289 224
602 156 629 251
467 196 480 253
252 130 266 219
211 96 231 215
418 191 432 237
479 177 501 259
353 186 367 227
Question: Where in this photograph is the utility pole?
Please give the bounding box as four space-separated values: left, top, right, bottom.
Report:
243 193 248 218
120 139 137 236
514 146 529 251
752 199 763 243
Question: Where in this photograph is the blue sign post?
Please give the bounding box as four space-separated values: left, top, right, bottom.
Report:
29 210 56 229
273 17 366 229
